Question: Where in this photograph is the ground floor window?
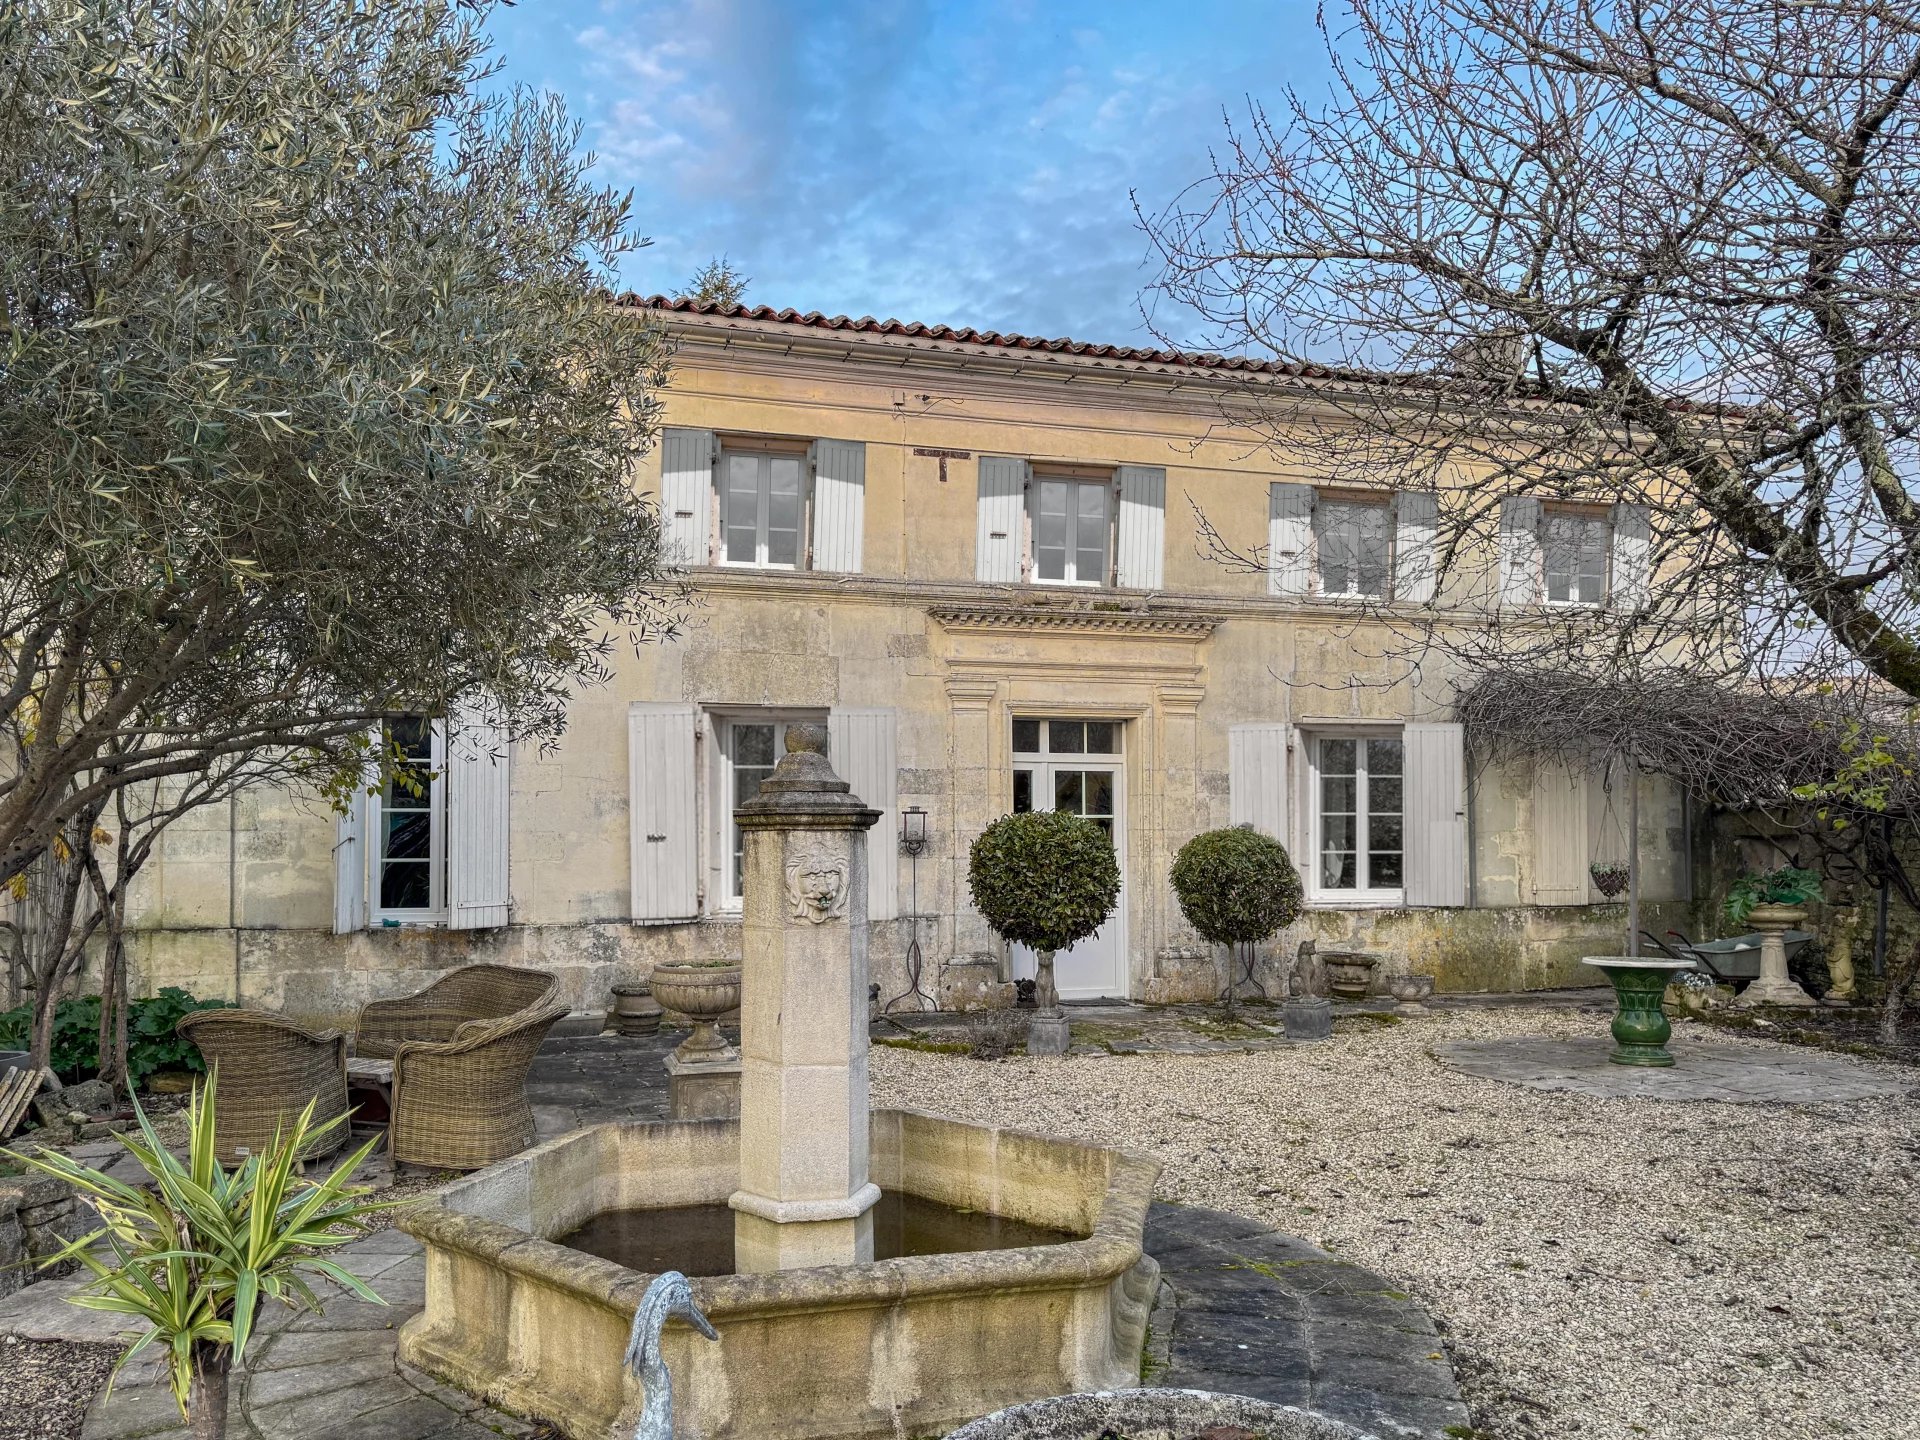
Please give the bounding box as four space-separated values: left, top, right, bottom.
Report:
1310 731 1404 901
713 711 826 907
373 714 445 920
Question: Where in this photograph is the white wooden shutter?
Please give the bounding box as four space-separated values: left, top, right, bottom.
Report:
1115 465 1166 590
630 703 700 923
660 427 715 565
1393 490 1439 604
1403 722 1467 907
1610 502 1651 610
811 439 866 574
332 796 367 934
977 456 1028 582
1498 496 1543 606
829 708 897 921
1531 757 1590 904
1269 483 1315 597
1229 724 1290 845
446 700 512 930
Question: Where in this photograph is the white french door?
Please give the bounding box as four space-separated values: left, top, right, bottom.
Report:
1009 717 1127 1000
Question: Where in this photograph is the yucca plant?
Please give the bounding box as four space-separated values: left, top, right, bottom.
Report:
3 1073 393 1440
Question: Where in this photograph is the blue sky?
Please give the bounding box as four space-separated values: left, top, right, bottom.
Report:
485 1 1333 347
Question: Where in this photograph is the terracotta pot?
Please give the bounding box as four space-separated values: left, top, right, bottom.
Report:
648 962 742 1064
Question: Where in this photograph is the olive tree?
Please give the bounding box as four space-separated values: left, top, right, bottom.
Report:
0 0 683 895
968 811 1120 1052
1170 826 1304 1012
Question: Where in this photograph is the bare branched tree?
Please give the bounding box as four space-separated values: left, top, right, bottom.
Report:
1141 0 1920 694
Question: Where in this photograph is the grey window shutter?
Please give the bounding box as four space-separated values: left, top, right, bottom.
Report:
1393 490 1439 604
1403 722 1467 906
1498 496 1543 605
1530 757 1590 904
811 439 866 574
1269 483 1315 597
1229 724 1289 843
976 456 1028 582
660 428 716 565
1610 502 1651 610
446 699 511 930
331 792 367 935
1115 465 1166 590
630 702 700 922
829 708 898 921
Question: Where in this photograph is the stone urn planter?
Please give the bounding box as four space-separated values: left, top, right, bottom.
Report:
1389 973 1435 1013
1736 902 1819 1008
1322 951 1379 999
605 981 663 1037
944 1388 1375 1440
647 961 742 1065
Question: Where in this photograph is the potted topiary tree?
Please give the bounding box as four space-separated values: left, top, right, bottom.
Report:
1169 826 1304 1015
968 812 1121 1056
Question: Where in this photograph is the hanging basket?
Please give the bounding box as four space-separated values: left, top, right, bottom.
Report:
1589 861 1632 899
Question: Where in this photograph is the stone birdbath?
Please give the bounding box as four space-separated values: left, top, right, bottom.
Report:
1581 956 1698 1066
1734 902 1819 1008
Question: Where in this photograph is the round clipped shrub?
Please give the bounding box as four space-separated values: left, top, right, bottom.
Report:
968 810 1121 954
1170 825 1303 948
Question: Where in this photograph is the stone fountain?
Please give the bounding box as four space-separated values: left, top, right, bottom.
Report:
398 727 1160 1440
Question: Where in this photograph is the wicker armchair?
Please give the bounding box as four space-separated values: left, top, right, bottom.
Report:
388 1002 568 1170
353 963 557 1059
174 1010 350 1164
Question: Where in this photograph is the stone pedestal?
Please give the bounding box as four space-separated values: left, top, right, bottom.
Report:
1024 950 1071 1056
666 1053 741 1120
1736 904 1818 1008
728 724 882 1273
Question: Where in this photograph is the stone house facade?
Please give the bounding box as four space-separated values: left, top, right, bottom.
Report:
118 299 1694 1024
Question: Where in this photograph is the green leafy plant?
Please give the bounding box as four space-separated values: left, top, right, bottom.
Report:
3 1073 391 1439
1725 866 1823 927
1170 826 1304 951
967 811 1121 955
0 988 229 1087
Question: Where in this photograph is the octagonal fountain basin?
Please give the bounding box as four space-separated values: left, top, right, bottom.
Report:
397 1108 1161 1440
946 1388 1379 1440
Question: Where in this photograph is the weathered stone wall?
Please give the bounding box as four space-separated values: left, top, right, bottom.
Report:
0 1172 87 1297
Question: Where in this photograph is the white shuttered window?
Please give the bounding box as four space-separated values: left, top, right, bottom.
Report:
1498 496 1545 605
1228 724 1289 842
1531 758 1590 904
1393 491 1439 603
829 708 898 921
446 701 512 929
630 703 701 922
1115 466 1166 590
659 428 716 565
1269 483 1315 597
976 456 1029 582
810 439 866 573
1403 723 1467 907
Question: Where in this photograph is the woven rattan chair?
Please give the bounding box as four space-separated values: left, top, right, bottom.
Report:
353 963 557 1059
388 1001 567 1171
174 1010 350 1165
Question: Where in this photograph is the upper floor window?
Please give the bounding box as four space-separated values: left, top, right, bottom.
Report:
1313 498 1392 598
1541 506 1609 606
1030 477 1111 586
720 448 806 569
711 709 826 908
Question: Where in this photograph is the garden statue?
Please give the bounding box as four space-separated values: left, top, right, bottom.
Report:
624 1270 719 1440
968 810 1121 1056
1169 825 1304 1014
1284 938 1333 1041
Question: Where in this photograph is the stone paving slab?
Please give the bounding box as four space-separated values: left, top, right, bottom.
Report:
1146 1202 1471 1440
1433 1035 1912 1102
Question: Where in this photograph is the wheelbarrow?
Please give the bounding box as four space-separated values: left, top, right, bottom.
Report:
1640 927 1814 989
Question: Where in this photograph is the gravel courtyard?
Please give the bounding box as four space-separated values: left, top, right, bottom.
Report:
871 1008 1920 1440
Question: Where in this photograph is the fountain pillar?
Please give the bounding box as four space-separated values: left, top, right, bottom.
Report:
728 723 882 1272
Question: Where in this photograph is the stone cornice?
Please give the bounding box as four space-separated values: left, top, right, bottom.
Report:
927 604 1221 639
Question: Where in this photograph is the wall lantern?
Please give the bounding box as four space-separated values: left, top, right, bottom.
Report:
899 806 930 857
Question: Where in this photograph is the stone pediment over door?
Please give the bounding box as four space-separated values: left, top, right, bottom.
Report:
928 603 1219 704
